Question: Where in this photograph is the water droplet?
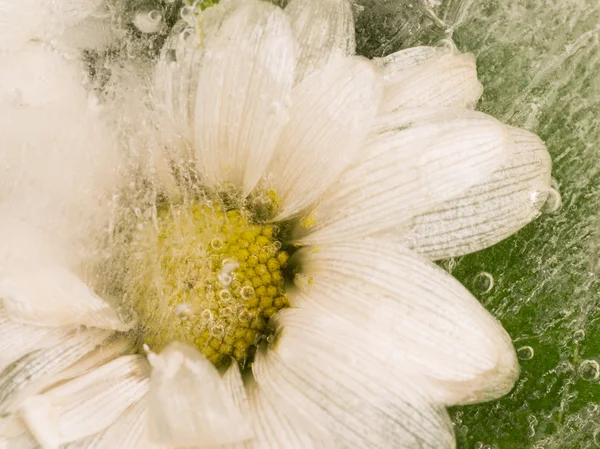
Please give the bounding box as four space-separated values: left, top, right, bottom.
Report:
238 310 251 323
517 346 534 360
180 6 195 24
403 236 417 248
542 187 562 214
437 37 458 51
221 306 233 317
211 325 224 338
573 329 586 342
219 290 232 301
218 273 233 287
473 272 494 293
530 190 545 209
579 360 599 381
266 335 275 344
273 241 282 250
352 3 365 13
133 10 163 34
594 428 600 447
201 309 213 321
181 29 193 42
240 286 255 300
165 48 177 63
210 237 224 250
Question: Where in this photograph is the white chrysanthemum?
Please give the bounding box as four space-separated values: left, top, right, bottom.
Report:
0 0 553 448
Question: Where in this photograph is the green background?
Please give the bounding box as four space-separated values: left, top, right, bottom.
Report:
355 0 600 447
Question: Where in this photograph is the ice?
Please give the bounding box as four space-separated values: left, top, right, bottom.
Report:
354 0 600 447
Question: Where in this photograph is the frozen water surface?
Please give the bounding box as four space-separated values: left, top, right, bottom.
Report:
354 0 600 447
3 0 598 447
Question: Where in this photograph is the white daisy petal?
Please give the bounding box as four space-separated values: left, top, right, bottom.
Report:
303 107 510 245
63 400 160 449
244 381 326 449
293 239 519 406
3 337 130 416
0 308 75 373
147 342 250 447
0 328 112 414
154 1 248 141
401 126 553 260
48 338 136 386
223 361 248 412
253 308 456 448
0 266 128 331
0 415 27 438
193 0 296 194
154 21 204 143
372 45 446 72
270 56 383 219
376 47 483 113
285 0 355 83
0 429 38 449
20 355 150 449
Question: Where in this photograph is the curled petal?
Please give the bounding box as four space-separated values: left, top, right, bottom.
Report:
147 342 250 447
0 328 112 414
20 356 149 449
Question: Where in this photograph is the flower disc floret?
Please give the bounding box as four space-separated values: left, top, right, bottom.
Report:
125 200 290 367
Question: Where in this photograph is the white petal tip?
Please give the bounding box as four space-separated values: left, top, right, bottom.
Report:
19 396 60 449
148 343 250 447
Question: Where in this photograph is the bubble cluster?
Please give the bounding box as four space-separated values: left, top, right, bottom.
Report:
125 201 291 368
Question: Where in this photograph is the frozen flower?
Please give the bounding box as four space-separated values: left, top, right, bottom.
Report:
0 0 552 448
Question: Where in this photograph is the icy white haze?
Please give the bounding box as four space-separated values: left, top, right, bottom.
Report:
1 0 599 448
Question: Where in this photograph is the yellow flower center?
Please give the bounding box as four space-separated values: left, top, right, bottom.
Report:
124 200 290 368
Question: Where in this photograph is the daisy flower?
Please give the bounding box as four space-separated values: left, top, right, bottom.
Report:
0 0 552 448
